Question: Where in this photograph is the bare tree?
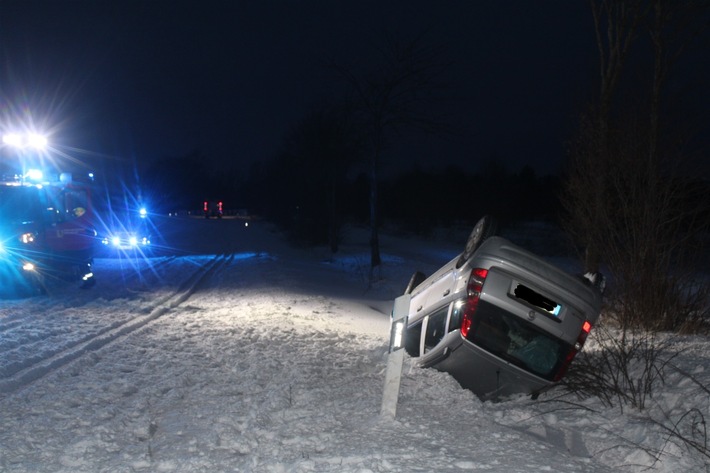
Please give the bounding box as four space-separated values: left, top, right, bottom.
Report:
563 0 710 331
565 0 647 273
330 33 452 277
283 106 363 252
647 0 710 165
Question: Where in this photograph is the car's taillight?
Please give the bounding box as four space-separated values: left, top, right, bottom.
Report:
460 268 488 338
553 320 593 381
577 321 592 349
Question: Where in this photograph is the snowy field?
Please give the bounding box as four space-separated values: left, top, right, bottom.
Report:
1 216 709 472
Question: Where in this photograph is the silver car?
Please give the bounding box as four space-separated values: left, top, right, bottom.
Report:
402 216 604 400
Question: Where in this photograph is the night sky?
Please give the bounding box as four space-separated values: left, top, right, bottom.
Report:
2 1 601 178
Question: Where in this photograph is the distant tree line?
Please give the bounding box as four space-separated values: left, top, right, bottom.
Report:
243 148 564 248
378 164 562 234
139 32 570 270
137 150 247 215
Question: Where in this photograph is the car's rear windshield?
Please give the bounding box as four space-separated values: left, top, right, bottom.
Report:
466 302 572 380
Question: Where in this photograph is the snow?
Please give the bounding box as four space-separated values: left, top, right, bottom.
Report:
1 216 709 472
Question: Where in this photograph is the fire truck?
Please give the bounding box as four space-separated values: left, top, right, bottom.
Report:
0 170 99 296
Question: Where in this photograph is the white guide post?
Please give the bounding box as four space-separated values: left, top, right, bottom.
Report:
380 293 410 420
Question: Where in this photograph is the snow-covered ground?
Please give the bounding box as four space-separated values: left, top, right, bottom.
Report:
1 216 709 472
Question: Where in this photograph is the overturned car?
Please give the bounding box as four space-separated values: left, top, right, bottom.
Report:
402 216 604 400
0 172 99 296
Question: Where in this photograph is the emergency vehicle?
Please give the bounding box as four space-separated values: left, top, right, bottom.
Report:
203 200 223 219
100 202 152 252
0 170 99 295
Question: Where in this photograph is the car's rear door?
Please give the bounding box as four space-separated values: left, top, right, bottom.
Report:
481 267 587 344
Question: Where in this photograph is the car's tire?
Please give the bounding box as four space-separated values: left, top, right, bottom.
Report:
456 215 498 268
583 271 606 294
404 271 427 295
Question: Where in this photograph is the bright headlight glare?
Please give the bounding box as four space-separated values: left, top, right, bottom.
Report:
22 262 35 271
112 237 121 246
129 236 138 246
3 133 47 149
27 134 47 149
3 133 22 146
20 232 35 244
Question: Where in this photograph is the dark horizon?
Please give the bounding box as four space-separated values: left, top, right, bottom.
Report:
0 1 602 178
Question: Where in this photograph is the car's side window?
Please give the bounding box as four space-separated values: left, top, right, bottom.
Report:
423 305 449 353
404 321 422 357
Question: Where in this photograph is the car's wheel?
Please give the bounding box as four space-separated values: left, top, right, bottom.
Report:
404 271 427 295
583 271 606 294
456 215 498 268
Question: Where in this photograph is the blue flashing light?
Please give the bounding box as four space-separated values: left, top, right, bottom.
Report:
26 169 43 181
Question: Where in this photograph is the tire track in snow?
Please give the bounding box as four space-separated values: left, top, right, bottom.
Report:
0 256 193 362
117 255 178 288
0 256 179 335
0 253 233 394
0 317 28 333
